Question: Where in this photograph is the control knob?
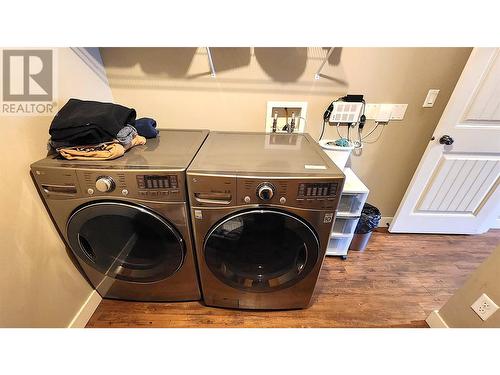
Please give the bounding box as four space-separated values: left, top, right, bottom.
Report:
95 176 115 193
257 183 275 201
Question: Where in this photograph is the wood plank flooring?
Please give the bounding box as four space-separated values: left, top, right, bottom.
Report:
86 229 500 328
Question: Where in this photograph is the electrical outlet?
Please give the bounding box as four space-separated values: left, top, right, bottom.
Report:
471 293 499 321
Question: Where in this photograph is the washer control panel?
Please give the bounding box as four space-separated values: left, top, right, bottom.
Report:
238 178 341 210
187 174 343 209
298 182 338 198
77 170 185 202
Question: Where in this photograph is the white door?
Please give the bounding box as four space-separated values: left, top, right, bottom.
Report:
390 48 500 234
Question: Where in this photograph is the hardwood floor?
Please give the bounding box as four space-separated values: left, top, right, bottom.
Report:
86 229 500 328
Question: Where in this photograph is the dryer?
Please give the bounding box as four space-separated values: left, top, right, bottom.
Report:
31 129 208 301
187 132 345 309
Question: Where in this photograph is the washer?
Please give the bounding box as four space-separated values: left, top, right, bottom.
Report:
187 132 345 309
31 129 208 302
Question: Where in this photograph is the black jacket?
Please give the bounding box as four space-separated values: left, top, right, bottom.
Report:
49 98 136 146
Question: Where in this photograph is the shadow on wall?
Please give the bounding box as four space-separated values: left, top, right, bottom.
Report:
254 47 307 82
102 47 198 77
253 47 344 83
328 47 342 66
186 48 252 79
102 47 344 83
211 48 252 73
103 47 252 78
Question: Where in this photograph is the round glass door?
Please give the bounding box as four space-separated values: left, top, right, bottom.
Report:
204 209 319 292
67 202 185 283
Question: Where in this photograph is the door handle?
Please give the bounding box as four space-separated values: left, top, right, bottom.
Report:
194 192 232 205
439 135 454 145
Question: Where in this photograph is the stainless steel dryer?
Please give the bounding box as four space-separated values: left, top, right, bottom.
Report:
31 129 208 301
187 132 345 310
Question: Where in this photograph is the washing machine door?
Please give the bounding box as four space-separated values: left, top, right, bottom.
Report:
204 209 319 292
67 202 185 283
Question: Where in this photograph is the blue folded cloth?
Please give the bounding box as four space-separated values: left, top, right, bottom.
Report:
117 125 138 147
134 118 159 138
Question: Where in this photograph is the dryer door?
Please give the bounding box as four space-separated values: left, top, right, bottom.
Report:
204 209 319 292
67 202 185 283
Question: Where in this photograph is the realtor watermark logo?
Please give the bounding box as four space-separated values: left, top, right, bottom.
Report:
1 49 57 116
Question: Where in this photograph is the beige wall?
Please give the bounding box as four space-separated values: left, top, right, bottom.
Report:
436 245 500 327
100 47 471 216
0 48 112 327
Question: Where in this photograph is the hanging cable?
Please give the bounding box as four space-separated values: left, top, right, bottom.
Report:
319 98 341 141
351 126 363 149
319 120 327 140
363 123 386 143
336 122 343 139
361 121 384 140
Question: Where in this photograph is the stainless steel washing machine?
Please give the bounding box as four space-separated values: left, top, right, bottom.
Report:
187 132 345 309
31 129 208 301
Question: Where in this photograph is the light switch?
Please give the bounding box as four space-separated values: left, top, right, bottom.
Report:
423 89 440 108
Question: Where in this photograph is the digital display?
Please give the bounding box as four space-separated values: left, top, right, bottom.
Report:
137 175 178 189
298 183 337 198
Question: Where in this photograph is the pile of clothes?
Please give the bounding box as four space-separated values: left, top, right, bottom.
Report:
49 98 159 161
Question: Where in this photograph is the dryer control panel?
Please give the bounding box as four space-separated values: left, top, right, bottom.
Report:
31 166 186 203
78 170 185 202
137 174 179 190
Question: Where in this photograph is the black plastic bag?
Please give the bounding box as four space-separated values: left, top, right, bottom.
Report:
354 203 381 234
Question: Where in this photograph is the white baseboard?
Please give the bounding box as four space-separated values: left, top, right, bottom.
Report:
426 310 449 328
68 290 102 328
379 216 393 228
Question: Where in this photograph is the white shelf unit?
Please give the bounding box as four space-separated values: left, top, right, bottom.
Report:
326 168 369 258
